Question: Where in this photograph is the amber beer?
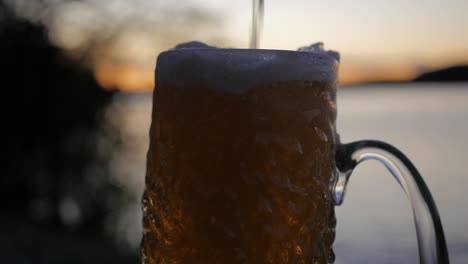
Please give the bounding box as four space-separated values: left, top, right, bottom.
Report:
142 48 339 263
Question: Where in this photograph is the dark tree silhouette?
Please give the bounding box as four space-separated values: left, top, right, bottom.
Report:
0 2 136 263
414 65 468 82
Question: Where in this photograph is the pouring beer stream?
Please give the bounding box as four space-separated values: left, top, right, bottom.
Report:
250 0 264 49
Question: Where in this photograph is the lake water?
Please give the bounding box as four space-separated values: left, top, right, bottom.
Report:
103 83 468 263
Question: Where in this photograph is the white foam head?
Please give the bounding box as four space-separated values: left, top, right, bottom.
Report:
157 42 339 93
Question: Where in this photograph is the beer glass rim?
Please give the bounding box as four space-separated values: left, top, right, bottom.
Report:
160 48 339 65
156 48 339 91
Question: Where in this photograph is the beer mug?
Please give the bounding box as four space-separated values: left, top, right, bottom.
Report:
142 46 449 264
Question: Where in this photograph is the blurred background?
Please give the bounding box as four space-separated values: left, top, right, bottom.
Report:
1 0 467 263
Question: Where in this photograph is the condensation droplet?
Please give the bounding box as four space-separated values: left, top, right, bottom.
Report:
314 127 328 142
296 139 303 155
295 245 303 255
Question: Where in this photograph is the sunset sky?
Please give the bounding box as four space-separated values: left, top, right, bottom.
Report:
6 0 468 91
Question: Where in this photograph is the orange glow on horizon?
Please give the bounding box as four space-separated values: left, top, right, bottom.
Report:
339 64 418 86
93 57 465 92
93 63 418 92
95 62 155 92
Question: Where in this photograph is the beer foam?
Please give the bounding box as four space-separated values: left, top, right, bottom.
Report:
157 42 339 93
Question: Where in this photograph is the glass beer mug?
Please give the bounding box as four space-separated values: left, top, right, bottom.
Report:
142 44 449 264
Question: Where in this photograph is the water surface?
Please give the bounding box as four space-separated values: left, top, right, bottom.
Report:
103 83 468 263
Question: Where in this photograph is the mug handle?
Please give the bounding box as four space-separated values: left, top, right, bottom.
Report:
333 139 449 264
